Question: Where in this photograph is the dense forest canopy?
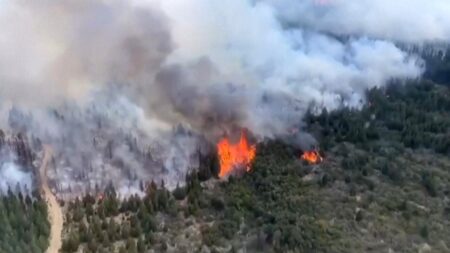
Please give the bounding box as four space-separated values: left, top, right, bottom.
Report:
0 191 50 253
423 49 450 85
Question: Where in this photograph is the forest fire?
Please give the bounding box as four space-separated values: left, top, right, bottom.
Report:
301 150 323 164
217 131 256 178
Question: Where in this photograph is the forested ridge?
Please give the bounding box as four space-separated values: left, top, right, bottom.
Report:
59 78 450 253
1 54 449 253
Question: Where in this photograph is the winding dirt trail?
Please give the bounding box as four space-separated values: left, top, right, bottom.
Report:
39 146 63 253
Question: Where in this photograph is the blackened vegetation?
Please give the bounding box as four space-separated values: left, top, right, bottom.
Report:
196 151 220 182
0 130 37 169
0 130 39 195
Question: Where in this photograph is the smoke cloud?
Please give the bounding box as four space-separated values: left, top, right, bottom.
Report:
156 0 425 136
267 0 450 44
0 157 34 194
0 0 447 194
0 162 33 194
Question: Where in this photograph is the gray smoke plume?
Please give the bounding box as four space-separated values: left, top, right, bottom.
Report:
0 0 447 195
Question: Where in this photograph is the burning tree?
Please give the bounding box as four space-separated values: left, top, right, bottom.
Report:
301 150 323 165
216 130 256 178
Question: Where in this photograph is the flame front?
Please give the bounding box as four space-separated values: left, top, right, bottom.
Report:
217 131 256 178
301 150 323 164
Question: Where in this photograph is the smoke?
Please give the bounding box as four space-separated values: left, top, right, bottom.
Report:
0 0 447 194
156 0 424 137
0 0 172 109
0 162 33 194
266 0 450 44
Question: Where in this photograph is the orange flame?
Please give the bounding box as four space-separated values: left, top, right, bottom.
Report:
217 131 256 178
301 150 323 164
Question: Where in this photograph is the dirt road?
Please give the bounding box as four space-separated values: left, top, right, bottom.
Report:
39 146 63 253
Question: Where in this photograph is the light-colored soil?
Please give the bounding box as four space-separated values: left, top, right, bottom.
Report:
39 146 63 253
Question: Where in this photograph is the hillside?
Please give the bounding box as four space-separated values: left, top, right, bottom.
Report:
1 2 450 253
59 80 450 253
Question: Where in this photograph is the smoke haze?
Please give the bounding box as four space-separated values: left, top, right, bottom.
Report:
268 0 450 44
0 0 447 194
0 162 33 194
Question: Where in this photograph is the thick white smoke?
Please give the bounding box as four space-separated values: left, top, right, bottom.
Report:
159 0 424 137
0 0 447 194
267 0 450 44
0 162 33 194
